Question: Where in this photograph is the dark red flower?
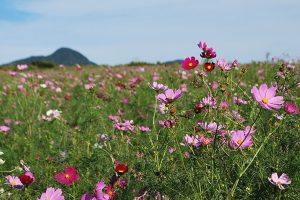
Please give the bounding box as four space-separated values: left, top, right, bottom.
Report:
115 164 128 175
19 172 35 186
203 62 215 72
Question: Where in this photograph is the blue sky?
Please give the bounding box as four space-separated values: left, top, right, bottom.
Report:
0 0 299 65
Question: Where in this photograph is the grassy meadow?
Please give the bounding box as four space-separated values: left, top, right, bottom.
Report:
0 61 299 199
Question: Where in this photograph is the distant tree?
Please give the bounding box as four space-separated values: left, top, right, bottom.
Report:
31 61 55 69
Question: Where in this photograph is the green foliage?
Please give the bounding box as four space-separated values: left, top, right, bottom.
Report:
0 63 299 199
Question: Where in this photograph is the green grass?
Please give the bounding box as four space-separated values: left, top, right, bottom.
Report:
0 62 299 199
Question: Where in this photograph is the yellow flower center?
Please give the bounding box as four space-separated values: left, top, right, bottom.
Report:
108 191 113 196
262 98 268 104
204 139 209 144
11 181 16 185
237 140 243 145
65 174 70 179
221 66 225 69
207 65 211 69
188 63 193 67
277 181 282 185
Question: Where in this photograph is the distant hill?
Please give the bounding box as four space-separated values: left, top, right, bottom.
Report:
3 47 97 66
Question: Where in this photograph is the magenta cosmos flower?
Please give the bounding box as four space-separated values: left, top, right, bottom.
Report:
229 130 253 150
285 102 299 115
181 56 199 70
268 173 291 190
157 89 182 103
37 187 65 200
251 84 284 111
55 166 79 187
198 41 217 59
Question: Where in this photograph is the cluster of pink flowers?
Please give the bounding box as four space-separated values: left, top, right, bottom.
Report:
181 134 213 147
113 119 135 132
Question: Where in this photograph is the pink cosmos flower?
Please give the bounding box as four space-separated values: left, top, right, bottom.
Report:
76 64 82 71
181 56 199 70
285 102 299 115
114 120 135 132
229 130 253 150
198 122 222 133
244 126 256 135
180 84 188 92
5 176 23 189
257 69 264 75
231 111 246 123
108 115 120 123
37 187 65 200
55 166 79 187
138 126 151 133
198 41 216 59
9 71 17 76
84 84 95 90
219 101 230 110
163 119 175 128
17 64 28 71
233 97 248 105
268 173 291 190
286 64 295 70
0 125 10 133
95 182 110 200
181 134 200 148
201 94 217 108
200 136 213 145
157 89 182 103
148 82 168 92
177 70 188 79
158 103 167 114
122 98 129 104
217 59 232 71
134 191 148 200
251 84 284 111
153 72 160 81
169 147 176 154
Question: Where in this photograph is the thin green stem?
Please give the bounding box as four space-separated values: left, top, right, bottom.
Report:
229 122 282 199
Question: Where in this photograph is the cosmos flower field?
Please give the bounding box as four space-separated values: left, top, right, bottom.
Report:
0 42 299 199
